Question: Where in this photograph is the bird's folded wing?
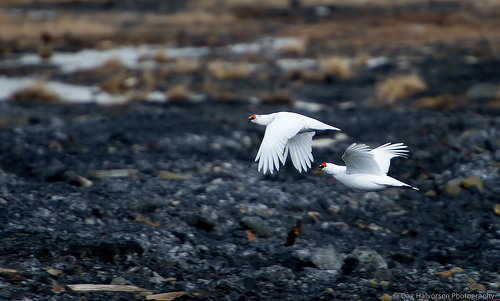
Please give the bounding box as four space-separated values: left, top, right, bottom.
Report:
369 143 408 175
342 143 381 175
255 119 304 174
284 132 315 173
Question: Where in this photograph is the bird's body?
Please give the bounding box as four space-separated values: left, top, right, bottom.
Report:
249 112 340 174
319 142 418 191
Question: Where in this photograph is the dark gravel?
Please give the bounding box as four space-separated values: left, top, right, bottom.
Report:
0 100 499 300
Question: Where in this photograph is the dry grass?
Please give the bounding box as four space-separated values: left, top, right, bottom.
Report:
161 11 236 26
1 0 109 7
318 56 352 80
415 94 454 110
186 0 475 14
36 32 54 59
375 73 427 106
12 82 60 104
154 47 169 64
94 59 127 75
139 70 156 96
161 58 201 76
1 0 500 57
99 72 136 95
285 56 353 82
0 12 117 43
186 0 289 13
207 60 254 80
259 83 294 105
286 69 319 82
0 10 247 52
275 38 308 56
261 93 294 105
201 80 239 102
166 84 193 102
174 59 201 74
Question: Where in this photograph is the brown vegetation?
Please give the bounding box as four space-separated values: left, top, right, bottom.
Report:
166 84 193 102
12 82 60 103
1 0 500 57
415 94 454 110
207 61 254 80
275 38 308 56
318 56 353 80
159 58 201 77
201 80 239 102
375 74 427 106
94 59 127 75
99 73 137 95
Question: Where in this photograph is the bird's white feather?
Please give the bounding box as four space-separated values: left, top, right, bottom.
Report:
342 143 381 175
369 142 408 175
285 131 315 173
322 142 417 191
252 112 340 174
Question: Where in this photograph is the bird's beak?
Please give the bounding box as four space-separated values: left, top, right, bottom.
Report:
248 117 252 123
318 166 324 171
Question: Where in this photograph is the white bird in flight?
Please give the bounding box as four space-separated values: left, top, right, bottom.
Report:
318 142 418 191
249 112 340 174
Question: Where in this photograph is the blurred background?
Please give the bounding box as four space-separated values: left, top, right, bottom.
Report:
2 0 500 109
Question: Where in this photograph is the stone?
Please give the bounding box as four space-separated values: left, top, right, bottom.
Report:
379 293 392 301
157 170 187 180
241 216 276 238
259 265 295 281
466 82 498 99
311 247 344 271
351 246 388 270
445 178 463 194
460 175 483 191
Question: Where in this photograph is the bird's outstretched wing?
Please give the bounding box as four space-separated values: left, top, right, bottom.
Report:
255 119 304 174
342 143 381 175
369 142 408 175
283 131 315 173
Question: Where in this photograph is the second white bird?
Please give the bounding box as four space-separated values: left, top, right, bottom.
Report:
319 142 418 191
249 112 340 174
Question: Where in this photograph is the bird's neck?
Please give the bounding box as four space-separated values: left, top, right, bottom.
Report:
325 164 346 176
256 114 275 126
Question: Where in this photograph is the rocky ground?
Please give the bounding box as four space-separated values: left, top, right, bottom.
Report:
1 0 500 301
0 100 499 300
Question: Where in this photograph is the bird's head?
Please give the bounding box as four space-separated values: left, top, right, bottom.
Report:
248 114 257 123
318 162 343 175
248 114 274 126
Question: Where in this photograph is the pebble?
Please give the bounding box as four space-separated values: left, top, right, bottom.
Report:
311 247 344 271
240 216 276 238
157 171 187 180
351 246 388 270
460 175 483 191
445 178 463 194
466 82 498 99
259 265 295 281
